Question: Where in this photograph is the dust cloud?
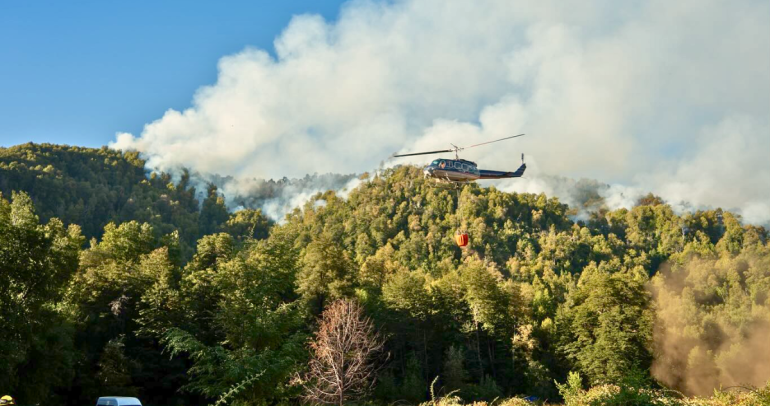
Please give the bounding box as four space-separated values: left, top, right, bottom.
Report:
650 256 770 395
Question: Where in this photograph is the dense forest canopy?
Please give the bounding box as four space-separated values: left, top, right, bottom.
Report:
0 143 351 258
1 144 769 405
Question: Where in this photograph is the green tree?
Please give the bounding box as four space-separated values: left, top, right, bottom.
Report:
199 185 230 238
0 191 82 403
443 345 468 392
95 337 139 396
296 233 356 313
555 264 653 385
162 236 306 404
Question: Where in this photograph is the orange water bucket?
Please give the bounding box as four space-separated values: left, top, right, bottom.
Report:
455 232 469 247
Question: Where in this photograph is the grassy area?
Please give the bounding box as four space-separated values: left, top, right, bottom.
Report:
419 379 770 406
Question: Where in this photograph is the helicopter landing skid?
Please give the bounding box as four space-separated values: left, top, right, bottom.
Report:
430 177 471 189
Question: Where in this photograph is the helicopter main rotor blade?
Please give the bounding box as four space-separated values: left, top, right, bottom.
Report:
461 133 526 150
392 149 454 158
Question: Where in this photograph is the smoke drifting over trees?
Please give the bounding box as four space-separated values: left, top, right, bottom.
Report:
111 0 770 224
202 172 357 221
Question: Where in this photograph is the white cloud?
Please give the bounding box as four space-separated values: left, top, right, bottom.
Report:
111 0 770 223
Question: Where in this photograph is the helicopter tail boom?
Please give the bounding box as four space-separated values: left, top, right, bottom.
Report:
478 163 526 179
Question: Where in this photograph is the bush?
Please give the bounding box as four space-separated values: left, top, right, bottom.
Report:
461 375 503 401
557 371 676 406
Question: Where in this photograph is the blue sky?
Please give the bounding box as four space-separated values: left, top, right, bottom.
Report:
0 0 345 147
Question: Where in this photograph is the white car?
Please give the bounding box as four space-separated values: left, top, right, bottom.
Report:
96 397 143 406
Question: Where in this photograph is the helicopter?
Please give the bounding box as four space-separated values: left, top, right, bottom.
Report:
391 134 527 185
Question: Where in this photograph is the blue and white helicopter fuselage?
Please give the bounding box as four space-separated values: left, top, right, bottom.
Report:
423 158 526 183
392 134 528 185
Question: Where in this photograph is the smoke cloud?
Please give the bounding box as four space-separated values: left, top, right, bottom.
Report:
111 0 770 223
201 172 357 221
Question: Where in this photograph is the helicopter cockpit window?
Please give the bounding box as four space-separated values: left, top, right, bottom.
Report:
431 160 439 165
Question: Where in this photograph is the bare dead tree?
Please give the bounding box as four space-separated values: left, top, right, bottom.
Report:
301 299 385 405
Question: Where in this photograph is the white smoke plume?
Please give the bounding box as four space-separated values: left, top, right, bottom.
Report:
111 0 770 223
201 172 357 221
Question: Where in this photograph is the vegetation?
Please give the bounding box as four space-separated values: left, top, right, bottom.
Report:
1 144 769 405
422 375 770 406
300 299 384 405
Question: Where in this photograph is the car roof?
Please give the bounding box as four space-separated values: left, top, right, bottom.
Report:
96 397 142 406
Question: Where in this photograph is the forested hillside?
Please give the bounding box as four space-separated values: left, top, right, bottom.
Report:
1 145 769 405
0 143 350 258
